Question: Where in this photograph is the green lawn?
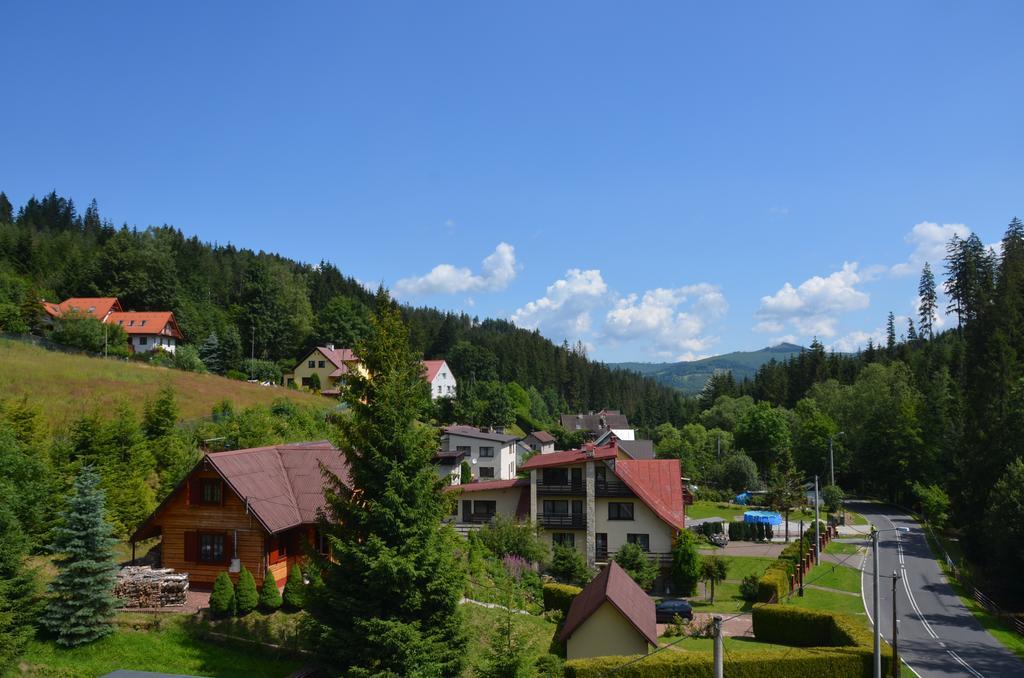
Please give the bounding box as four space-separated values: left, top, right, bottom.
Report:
806 564 861 594
785 587 865 616
844 510 869 526
688 582 753 614
686 501 753 522
716 556 777 582
460 603 559 675
825 540 862 556
8 614 304 678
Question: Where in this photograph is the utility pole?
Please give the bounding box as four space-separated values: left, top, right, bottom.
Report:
717 435 721 460
250 325 255 380
713 615 723 678
872 527 880 678
814 476 821 566
892 569 901 678
798 518 804 596
828 436 835 486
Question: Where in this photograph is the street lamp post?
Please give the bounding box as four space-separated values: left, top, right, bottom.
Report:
871 525 909 678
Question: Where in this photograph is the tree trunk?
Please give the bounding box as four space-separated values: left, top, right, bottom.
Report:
785 509 790 542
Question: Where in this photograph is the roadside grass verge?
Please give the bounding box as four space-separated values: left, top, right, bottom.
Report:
785 587 866 616
804 563 861 594
9 614 304 678
825 540 862 556
657 636 789 652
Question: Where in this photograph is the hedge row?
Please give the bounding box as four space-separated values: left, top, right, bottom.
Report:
543 583 582 615
696 521 725 537
728 521 774 542
564 647 893 677
757 566 789 603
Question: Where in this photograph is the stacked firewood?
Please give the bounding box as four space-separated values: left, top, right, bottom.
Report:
115 566 189 608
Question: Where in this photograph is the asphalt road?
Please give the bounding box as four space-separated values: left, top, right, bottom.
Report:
852 501 1024 677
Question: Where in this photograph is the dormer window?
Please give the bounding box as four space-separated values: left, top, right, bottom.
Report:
140 320 146 327
129 320 135 327
87 307 95 313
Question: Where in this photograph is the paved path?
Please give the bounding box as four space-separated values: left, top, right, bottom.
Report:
657 612 753 640
853 500 1024 677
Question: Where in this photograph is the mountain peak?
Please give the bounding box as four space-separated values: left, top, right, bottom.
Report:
764 342 807 353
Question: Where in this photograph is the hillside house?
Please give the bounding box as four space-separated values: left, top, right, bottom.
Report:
435 425 519 484
42 297 184 353
284 345 360 394
560 561 658 660
560 410 630 440
422 359 456 399
521 430 556 455
130 441 349 588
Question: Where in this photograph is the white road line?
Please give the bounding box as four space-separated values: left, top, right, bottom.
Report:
948 649 985 677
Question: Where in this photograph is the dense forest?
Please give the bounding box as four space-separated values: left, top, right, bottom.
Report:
0 191 691 427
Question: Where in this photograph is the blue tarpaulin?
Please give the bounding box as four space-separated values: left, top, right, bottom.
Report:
734 492 752 505
743 510 783 526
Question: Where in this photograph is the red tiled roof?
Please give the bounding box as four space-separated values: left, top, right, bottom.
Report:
313 346 358 372
445 478 528 493
519 443 619 471
613 458 685 530
206 441 351 534
108 311 183 339
43 297 122 319
560 561 658 646
422 359 447 382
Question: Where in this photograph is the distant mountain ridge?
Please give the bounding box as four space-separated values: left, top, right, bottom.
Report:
609 343 808 395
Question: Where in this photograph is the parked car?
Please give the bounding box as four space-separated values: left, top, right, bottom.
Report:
655 598 694 623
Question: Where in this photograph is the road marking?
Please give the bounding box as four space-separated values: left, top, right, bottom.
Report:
948 649 985 677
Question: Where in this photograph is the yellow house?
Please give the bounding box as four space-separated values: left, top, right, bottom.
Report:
284 344 360 395
561 561 658 660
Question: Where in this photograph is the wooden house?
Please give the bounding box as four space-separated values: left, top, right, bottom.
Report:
131 441 350 588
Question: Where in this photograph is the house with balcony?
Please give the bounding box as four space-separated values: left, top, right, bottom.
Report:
42 296 184 353
435 425 519 484
519 442 685 571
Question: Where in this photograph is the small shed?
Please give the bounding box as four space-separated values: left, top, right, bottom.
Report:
560 561 659 660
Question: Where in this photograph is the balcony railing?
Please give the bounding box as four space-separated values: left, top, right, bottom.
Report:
463 513 496 525
537 480 585 495
595 478 634 497
539 513 586 529
595 548 672 566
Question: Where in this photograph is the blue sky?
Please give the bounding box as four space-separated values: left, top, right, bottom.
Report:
3 2 1022 362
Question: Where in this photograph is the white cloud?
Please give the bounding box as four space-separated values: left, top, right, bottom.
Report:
603 284 726 360
891 221 970 277
754 262 869 338
511 269 609 340
395 242 517 296
830 328 884 353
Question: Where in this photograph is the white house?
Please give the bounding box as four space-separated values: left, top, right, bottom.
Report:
422 360 457 400
42 297 183 354
522 430 556 455
435 425 519 483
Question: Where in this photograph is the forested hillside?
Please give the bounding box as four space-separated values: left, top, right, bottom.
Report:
0 191 690 427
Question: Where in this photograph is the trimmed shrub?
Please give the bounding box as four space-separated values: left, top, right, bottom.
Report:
209 572 235 618
757 565 789 603
282 564 304 611
549 544 592 586
751 604 888 653
739 573 760 601
235 566 258 615
259 572 283 612
615 542 659 591
670 530 700 596
542 583 581 616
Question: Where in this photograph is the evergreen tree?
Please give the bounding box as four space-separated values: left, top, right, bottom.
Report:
886 312 897 353
40 466 119 647
0 500 40 666
308 294 466 675
0 192 12 224
907 318 918 342
199 333 223 373
282 564 304 611
670 530 700 596
918 262 938 338
259 572 283 612
614 542 659 590
235 566 258 615
142 385 179 440
209 571 236 618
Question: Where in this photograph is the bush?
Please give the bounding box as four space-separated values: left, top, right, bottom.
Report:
242 358 283 383
235 566 258 615
739 574 760 601
50 310 129 355
542 583 582 615
460 461 472 484
473 515 549 565
226 369 247 381
259 572 282 612
615 542 659 591
670 530 700 596
210 572 235 618
548 544 592 586
308 372 321 391
172 344 206 373
282 564 304 611
757 565 789 603
534 653 564 677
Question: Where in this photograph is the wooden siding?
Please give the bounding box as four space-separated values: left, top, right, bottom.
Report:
152 470 270 587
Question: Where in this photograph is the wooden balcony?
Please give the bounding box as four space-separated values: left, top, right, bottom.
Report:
539 513 586 529
595 478 634 497
536 480 585 495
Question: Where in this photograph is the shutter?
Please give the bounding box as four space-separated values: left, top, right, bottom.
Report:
184 531 197 562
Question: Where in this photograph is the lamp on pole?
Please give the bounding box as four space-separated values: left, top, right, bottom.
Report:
871 525 909 678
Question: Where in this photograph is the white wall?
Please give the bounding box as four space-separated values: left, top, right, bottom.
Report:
429 363 457 399
595 497 675 554
132 335 177 354
444 433 517 481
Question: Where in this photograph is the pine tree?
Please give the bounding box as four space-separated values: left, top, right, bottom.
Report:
210 571 235 618
907 318 919 342
142 386 179 440
282 564 304 611
886 312 897 353
40 466 119 647
0 192 12 224
258 573 282 612
235 566 258 615
918 262 937 339
199 333 223 373
308 293 466 675
0 499 40 666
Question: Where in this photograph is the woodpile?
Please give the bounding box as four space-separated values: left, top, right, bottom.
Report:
115 566 189 608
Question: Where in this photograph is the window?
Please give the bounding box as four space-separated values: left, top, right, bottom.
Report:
473 500 496 516
139 336 147 345
543 500 569 515
200 479 222 504
627 533 650 551
608 502 635 520
456 445 472 455
199 533 225 563
542 468 568 485
315 529 330 555
437 385 442 394
140 320 146 327
479 446 494 458
552 533 575 548
269 534 289 563
318 360 325 368
301 377 311 387
129 320 135 326
308 360 316 368
479 467 495 478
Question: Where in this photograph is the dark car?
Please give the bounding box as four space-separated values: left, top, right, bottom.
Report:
655 598 694 623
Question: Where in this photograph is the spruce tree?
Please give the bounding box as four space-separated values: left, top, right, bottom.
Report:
142 386 179 440
886 312 897 353
199 333 223 373
235 566 258 615
258 573 283 612
0 500 40 666
209 571 235 618
308 293 466 675
918 262 937 338
40 466 119 647
0 192 12 224
282 564 304 611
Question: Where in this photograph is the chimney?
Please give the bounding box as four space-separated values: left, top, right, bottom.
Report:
326 343 335 351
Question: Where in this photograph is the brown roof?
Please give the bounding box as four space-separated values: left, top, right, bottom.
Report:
613 458 685 530
525 430 555 444
443 425 518 444
519 443 620 471
617 439 655 460
560 411 630 433
560 561 658 646
108 311 183 339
